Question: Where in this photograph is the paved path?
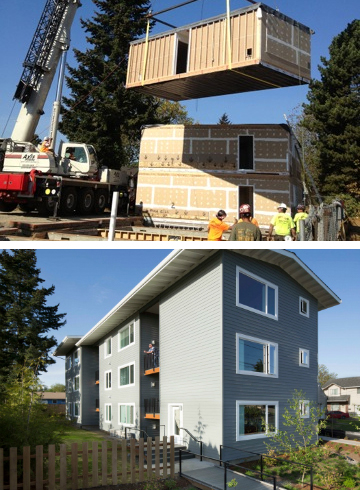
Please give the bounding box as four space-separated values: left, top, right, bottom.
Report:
177 458 278 490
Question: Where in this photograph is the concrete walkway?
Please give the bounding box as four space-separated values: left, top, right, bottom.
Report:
176 458 278 490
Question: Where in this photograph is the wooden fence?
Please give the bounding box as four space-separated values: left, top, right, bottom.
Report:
0 436 176 490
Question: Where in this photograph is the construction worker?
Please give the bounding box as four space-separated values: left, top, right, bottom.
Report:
207 209 233 241
237 204 259 227
293 204 308 239
268 203 296 241
39 136 52 153
229 204 262 241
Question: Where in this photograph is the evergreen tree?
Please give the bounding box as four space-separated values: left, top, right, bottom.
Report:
218 113 232 124
0 250 66 381
302 20 360 214
60 0 193 168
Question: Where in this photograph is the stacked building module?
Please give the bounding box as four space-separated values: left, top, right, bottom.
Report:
55 250 340 459
126 2 312 226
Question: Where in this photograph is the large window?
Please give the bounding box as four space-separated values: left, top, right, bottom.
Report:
119 323 135 350
236 401 278 441
105 370 112 390
119 363 135 387
119 404 135 426
105 338 112 358
236 334 278 377
299 348 310 368
105 404 112 423
236 267 278 320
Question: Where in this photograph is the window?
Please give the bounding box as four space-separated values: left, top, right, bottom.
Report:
67 379 73 392
119 323 135 350
74 349 80 365
236 266 278 320
74 376 80 391
299 348 310 368
105 371 112 390
300 400 310 418
357 388 360 395
238 135 254 170
66 356 72 370
236 401 278 441
330 388 339 395
299 297 309 317
67 403 72 416
105 404 112 423
119 363 135 387
74 402 80 417
236 333 278 377
105 338 112 358
118 404 135 426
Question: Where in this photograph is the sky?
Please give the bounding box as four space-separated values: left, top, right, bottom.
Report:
0 0 358 140
6 246 357 388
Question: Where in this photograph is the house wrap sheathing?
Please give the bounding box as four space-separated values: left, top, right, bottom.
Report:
136 124 303 225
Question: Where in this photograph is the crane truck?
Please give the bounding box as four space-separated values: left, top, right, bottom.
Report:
0 0 129 216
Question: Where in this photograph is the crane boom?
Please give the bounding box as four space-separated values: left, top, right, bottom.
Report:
11 0 81 142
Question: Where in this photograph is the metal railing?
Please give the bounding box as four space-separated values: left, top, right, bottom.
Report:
144 350 159 371
125 426 149 439
220 445 313 490
179 449 276 490
179 427 203 461
144 398 160 414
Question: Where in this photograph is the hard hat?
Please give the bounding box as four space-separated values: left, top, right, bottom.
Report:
239 204 251 214
297 203 305 210
278 203 287 209
44 136 50 141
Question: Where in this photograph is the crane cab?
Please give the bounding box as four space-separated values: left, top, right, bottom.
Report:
58 142 99 177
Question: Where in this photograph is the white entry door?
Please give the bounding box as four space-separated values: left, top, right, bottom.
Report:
169 404 183 444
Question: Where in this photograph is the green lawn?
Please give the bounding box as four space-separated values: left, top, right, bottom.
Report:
61 425 108 446
326 417 360 433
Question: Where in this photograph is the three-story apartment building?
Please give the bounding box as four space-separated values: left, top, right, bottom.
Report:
55 250 340 458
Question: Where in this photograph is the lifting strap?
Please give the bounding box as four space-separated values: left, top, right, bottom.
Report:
141 18 151 86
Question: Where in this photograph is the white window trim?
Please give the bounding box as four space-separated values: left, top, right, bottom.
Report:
105 403 112 423
73 349 80 365
104 337 112 358
118 322 135 352
236 333 278 378
299 297 310 317
118 403 135 426
299 348 310 368
236 400 279 441
236 266 278 320
105 370 112 390
330 388 339 395
74 375 80 392
118 362 135 388
300 400 310 418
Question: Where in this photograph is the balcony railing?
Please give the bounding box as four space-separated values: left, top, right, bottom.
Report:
144 351 159 373
144 398 160 418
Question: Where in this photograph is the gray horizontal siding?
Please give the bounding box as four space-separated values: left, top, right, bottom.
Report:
222 251 318 457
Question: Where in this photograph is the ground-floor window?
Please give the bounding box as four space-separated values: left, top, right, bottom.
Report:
105 404 112 423
74 402 80 417
236 401 278 441
118 403 135 426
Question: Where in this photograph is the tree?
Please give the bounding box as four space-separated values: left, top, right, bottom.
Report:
46 383 66 392
60 0 193 169
302 20 360 215
318 364 338 387
218 113 232 124
0 250 66 382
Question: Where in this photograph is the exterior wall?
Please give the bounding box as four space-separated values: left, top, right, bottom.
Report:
81 346 99 426
159 253 223 458
137 124 303 225
99 316 140 434
222 251 318 458
126 5 311 100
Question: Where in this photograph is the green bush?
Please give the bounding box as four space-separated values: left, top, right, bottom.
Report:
343 478 356 488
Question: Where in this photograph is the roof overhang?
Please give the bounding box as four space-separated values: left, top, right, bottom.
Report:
77 249 341 347
53 336 82 357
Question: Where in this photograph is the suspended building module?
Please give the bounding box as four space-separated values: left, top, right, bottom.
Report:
126 3 312 101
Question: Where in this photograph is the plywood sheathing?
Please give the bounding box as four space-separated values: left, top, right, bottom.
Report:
126 3 311 101
136 124 303 225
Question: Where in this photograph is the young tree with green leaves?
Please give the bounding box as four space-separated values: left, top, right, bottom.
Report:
302 20 360 215
0 250 66 383
60 0 193 169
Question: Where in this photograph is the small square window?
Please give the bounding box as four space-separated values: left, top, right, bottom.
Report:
299 348 309 368
105 338 112 358
299 297 309 317
300 400 310 418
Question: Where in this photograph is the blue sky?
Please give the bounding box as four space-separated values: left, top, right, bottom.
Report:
20 248 360 388
0 0 358 140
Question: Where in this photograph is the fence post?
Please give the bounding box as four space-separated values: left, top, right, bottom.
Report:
23 446 31 490
112 440 117 485
48 445 56 490
170 435 175 478
261 454 263 480
162 436 167 479
179 450 182 477
71 443 78 490
138 437 145 482
60 444 67 490
224 461 227 490
0 448 3 490
200 441 203 462
121 439 127 484
9 447 17 490
155 436 160 478
36 445 43 490
219 446 222 467
82 443 89 489
147 437 153 481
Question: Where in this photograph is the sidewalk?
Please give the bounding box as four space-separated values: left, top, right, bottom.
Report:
321 435 360 447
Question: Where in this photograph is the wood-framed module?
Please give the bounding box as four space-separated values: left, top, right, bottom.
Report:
126 3 312 101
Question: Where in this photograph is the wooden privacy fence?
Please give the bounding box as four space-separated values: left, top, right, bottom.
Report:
0 436 175 490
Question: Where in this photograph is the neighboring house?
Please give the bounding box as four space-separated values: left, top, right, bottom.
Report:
38 392 66 413
55 250 340 459
136 124 304 227
53 336 99 426
323 377 360 415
